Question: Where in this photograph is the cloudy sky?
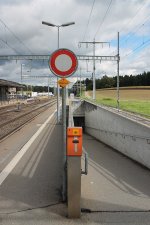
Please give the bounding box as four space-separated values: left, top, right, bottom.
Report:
0 0 150 86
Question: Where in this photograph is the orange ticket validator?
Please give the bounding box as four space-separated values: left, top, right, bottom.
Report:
67 127 82 156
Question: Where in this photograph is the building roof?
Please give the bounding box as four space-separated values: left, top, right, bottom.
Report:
0 79 23 88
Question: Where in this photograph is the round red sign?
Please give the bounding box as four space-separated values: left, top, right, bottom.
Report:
49 49 78 78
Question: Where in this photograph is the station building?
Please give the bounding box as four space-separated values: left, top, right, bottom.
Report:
0 79 23 101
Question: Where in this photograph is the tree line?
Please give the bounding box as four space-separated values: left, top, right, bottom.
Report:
84 71 150 90
23 85 54 93
23 71 150 92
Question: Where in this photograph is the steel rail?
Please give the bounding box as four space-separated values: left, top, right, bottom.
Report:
0 99 53 116
0 99 57 141
0 99 56 128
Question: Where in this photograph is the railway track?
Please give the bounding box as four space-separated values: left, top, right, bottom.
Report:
0 98 50 116
0 98 57 141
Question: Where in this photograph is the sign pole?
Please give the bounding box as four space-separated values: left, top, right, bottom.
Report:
57 80 60 123
49 48 78 202
62 86 67 201
57 26 60 123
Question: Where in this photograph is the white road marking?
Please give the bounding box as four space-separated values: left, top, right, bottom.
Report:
23 125 55 178
0 110 56 186
36 124 42 127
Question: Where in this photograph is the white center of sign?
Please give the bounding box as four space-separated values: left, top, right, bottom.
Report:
55 54 72 72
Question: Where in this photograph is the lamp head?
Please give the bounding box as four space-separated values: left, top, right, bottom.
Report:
42 21 56 27
61 22 75 27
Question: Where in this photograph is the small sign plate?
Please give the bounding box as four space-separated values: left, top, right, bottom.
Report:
58 78 70 87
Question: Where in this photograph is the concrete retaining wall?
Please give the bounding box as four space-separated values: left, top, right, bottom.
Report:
84 101 150 169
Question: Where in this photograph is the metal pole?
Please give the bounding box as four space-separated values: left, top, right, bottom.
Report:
117 32 120 111
57 26 60 123
80 67 81 97
48 77 49 98
93 39 96 100
77 73 79 96
84 78 86 97
66 84 68 101
62 86 66 201
21 64 23 97
58 26 60 48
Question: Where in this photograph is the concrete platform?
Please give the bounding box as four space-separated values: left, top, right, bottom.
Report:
1 202 150 225
81 134 150 211
0 105 64 222
0 105 150 224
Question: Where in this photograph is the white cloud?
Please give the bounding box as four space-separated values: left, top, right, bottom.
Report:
0 0 150 85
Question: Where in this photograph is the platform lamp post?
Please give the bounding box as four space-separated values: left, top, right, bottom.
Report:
42 21 75 123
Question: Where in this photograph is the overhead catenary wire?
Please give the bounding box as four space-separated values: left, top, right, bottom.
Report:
0 18 33 54
120 14 150 46
0 37 21 54
82 0 96 42
109 19 149 57
119 1 149 34
116 1 149 56
109 1 149 56
94 0 113 39
122 38 150 59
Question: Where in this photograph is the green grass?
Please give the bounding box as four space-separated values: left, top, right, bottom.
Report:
83 97 150 118
119 101 150 116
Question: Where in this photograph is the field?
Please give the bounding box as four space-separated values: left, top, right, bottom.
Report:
85 87 150 117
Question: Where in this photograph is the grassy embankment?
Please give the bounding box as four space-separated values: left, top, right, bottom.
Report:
84 87 150 118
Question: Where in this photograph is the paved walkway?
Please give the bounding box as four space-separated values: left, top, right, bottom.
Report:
0 111 150 224
82 134 150 211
